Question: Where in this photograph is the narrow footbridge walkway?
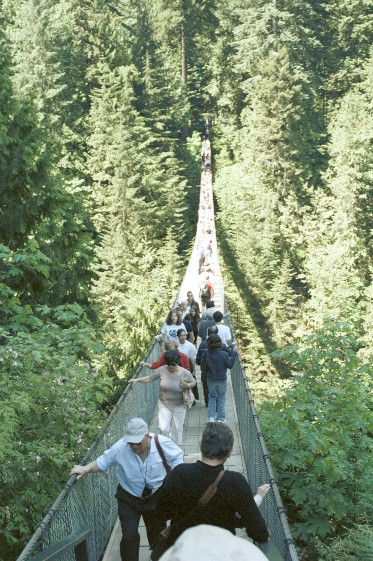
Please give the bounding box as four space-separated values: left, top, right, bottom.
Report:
103 361 244 561
16 149 298 561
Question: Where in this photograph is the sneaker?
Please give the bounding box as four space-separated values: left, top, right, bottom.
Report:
208 417 215 423
217 419 226 423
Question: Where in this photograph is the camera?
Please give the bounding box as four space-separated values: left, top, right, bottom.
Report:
141 484 152 500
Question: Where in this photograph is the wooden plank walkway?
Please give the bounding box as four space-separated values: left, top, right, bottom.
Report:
103 169 251 561
102 365 247 561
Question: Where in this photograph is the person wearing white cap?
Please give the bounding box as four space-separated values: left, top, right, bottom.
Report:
179 299 190 320
70 417 183 561
159 525 269 561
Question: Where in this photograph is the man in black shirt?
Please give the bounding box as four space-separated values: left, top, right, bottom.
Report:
156 423 269 549
186 290 200 313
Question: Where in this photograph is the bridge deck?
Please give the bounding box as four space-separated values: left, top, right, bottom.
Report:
16 158 297 561
102 171 251 560
103 365 247 561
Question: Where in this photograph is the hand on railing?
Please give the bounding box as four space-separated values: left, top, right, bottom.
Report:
140 361 152 368
70 461 100 480
128 376 153 385
256 484 271 498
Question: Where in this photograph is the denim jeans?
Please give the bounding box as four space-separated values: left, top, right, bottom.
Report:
207 378 227 421
201 371 209 405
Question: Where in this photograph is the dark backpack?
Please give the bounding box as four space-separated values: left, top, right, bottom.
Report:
201 284 210 298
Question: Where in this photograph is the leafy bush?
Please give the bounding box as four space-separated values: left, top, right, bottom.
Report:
0 247 112 559
309 520 373 561
259 320 372 543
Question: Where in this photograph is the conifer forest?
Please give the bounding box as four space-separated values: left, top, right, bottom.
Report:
0 1 372 560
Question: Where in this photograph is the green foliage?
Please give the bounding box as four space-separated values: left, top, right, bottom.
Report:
87 63 189 380
0 30 51 249
260 320 372 543
298 53 373 331
0 248 111 559
214 151 301 355
358 280 373 364
1 1 372 559
325 0 373 98
311 520 373 561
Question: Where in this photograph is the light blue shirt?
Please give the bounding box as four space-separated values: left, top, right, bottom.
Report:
96 433 183 497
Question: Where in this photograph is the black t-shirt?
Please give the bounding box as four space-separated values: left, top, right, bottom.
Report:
156 461 269 544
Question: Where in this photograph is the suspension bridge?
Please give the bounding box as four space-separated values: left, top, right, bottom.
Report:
16 140 299 561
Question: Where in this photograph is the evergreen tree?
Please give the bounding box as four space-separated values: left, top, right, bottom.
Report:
265 254 299 348
0 29 51 250
325 0 373 100
325 53 373 276
300 54 373 330
88 64 188 371
234 0 323 198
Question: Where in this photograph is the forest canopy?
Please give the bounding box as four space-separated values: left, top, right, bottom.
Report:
0 1 372 560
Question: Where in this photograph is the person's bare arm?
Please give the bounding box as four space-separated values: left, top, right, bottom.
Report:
190 358 196 373
70 460 100 477
180 378 196 389
140 361 152 369
128 376 154 384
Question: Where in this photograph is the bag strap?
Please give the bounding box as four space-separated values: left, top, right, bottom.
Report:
154 434 171 475
197 470 225 507
178 470 225 525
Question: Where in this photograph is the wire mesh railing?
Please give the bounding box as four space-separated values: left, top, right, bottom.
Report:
17 142 298 561
225 317 298 561
16 340 164 561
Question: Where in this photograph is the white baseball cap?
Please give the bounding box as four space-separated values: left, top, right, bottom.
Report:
123 418 148 443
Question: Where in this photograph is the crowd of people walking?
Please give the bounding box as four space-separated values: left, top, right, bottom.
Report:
71 418 271 561
70 132 272 561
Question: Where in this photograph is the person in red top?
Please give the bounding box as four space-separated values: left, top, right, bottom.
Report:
205 274 214 301
141 340 190 371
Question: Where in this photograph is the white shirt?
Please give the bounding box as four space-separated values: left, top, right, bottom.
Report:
202 307 216 320
198 272 208 288
181 307 190 320
96 433 183 497
177 340 197 360
216 324 232 346
161 322 186 341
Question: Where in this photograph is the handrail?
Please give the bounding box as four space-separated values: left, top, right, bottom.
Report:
17 141 298 561
226 317 299 561
29 529 90 561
